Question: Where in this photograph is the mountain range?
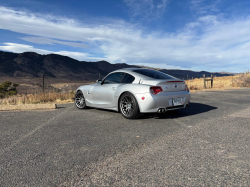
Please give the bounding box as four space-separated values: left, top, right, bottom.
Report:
0 51 233 81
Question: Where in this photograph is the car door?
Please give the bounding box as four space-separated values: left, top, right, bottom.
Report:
92 72 125 108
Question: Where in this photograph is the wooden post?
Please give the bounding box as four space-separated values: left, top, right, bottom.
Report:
190 77 193 88
232 76 234 87
203 74 206 89
211 75 213 88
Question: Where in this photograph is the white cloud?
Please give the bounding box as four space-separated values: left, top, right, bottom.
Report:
0 6 250 72
21 37 88 48
0 43 51 54
124 0 170 21
190 0 221 14
0 43 104 61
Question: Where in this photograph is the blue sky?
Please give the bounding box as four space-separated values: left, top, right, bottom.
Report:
0 0 250 72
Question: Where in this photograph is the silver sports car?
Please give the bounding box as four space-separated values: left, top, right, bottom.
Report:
75 68 190 119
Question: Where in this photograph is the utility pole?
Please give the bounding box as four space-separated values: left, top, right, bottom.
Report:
42 71 45 92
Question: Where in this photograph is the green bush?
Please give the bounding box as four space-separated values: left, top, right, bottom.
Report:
0 81 19 99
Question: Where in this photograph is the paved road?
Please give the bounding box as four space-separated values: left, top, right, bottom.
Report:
1 88 250 186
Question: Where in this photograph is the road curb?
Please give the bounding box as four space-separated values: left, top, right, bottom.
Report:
0 103 57 111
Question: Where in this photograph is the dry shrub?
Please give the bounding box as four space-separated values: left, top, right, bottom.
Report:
189 85 200 90
0 91 75 105
235 73 250 87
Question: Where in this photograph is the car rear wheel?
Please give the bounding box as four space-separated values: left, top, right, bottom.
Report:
119 92 141 119
75 91 88 109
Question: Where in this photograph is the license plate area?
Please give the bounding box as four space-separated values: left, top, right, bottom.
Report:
172 98 183 106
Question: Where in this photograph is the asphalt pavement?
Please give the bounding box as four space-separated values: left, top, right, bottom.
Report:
1 88 250 186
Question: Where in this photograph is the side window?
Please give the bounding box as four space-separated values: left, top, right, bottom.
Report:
103 72 125 84
121 73 135 84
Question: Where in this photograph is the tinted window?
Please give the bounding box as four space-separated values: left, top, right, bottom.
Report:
121 73 135 83
103 72 125 84
133 69 174 79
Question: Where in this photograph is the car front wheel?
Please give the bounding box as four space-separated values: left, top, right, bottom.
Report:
75 91 88 109
119 92 141 119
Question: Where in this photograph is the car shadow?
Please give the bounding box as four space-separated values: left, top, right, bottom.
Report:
77 102 217 120
86 107 119 113
141 102 217 119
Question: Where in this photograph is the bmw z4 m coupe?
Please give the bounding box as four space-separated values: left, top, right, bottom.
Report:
75 68 190 119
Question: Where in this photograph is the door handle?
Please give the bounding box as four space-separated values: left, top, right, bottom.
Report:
112 87 116 90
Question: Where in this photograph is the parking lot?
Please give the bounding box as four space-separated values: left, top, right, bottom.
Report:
1 88 250 186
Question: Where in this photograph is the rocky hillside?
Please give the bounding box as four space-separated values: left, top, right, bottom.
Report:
0 51 233 81
0 51 134 80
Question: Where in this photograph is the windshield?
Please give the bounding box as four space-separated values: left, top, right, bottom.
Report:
133 69 174 79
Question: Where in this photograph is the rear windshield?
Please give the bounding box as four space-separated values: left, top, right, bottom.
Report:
133 69 174 79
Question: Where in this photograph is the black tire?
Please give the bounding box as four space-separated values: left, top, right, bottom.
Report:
119 92 141 119
75 91 88 109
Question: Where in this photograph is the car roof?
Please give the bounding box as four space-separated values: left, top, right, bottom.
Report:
112 68 146 73
104 67 179 81
110 68 157 80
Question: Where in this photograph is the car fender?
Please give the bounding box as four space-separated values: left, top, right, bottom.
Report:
76 84 96 105
115 84 151 112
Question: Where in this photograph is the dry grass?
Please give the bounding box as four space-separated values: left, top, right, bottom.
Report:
185 73 250 92
235 73 250 87
0 91 75 105
185 74 243 90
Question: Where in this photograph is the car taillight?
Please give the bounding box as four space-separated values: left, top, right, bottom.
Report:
185 85 189 92
150 86 163 95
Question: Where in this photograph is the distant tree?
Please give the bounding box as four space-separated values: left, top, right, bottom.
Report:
0 81 19 98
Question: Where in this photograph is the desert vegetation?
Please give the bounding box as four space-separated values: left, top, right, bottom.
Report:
0 91 75 105
0 79 96 106
186 72 250 91
0 81 78 105
235 72 250 87
0 81 19 98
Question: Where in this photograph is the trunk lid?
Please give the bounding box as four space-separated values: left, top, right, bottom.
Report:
141 79 185 92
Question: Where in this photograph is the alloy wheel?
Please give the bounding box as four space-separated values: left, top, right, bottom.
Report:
120 95 134 117
75 92 86 108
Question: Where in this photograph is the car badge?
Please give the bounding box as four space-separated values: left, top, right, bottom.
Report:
174 84 177 88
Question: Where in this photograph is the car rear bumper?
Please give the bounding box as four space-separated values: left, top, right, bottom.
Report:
135 91 191 113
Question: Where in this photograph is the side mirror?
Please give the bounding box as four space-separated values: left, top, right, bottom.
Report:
96 79 102 84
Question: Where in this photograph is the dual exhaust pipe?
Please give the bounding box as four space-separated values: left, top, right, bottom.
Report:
157 104 189 113
157 108 166 113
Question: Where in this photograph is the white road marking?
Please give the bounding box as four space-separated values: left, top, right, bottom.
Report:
230 107 250 119
0 105 74 156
